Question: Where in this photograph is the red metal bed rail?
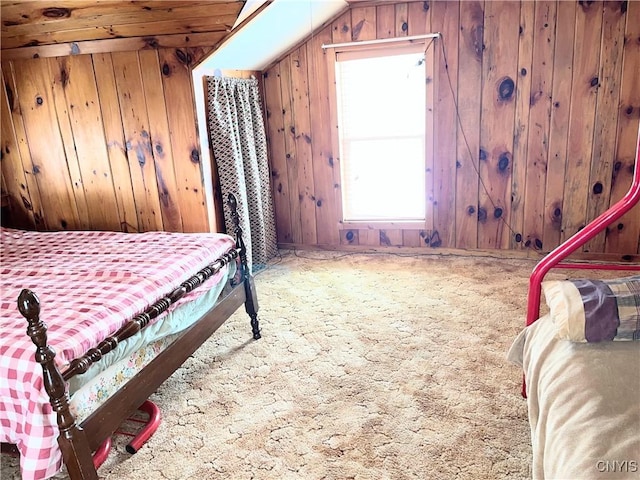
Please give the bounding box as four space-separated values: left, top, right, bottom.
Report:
526 126 640 327
92 400 161 469
521 126 640 399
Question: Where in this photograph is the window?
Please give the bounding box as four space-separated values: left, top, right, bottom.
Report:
331 42 430 224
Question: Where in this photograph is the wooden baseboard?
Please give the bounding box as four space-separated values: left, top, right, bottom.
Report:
277 243 640 266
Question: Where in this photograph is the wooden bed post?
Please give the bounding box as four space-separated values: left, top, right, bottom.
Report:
227 193 261 340
18 289 99 480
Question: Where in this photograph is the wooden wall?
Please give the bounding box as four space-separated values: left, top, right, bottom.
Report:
1 47 212 233
263 0 640 258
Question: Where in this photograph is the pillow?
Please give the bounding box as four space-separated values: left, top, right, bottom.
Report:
541 275 640 342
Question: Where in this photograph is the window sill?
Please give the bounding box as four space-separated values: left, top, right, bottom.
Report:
339 220 426 230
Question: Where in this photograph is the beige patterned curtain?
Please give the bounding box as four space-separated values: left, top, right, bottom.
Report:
206 76 277 272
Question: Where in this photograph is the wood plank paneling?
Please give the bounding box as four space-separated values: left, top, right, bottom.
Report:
340 228 359 246
406 1 429 35
157 48 209 232
432 0 459 248
455 1 483 250
263 62 293 244
139 49 183 232
395 4 409 38
12 58 81 230
351 5 377 43
403 230 422 247
93 52 139 231
1 1 242 51
522 1 556 252
561 1 603 243
360 228 380 247
0 1 237 28
112 51 164 232
0 66 36 229
1 32 228 61
380 228 403 247
3 4 239 37
279 55 303 244
49 56 91 230
584 0 626 253
543 1 576 250
2 45 214 235
606 0 640 254
2 15 237 50
478 1 520 249
289 45 317 245
376 4 396 40
264 0 637 258
308 26 340 245
55 55 121 230
510 1 534 250
1 61 45 228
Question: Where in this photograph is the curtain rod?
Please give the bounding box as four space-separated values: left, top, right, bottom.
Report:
321 33 441 50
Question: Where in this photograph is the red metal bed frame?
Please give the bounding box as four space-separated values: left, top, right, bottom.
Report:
523 126 640 396
92 400 160 470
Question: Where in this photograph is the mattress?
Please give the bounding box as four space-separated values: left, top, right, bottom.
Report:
67 264 235 395
68 273 233 422
0 227 237 480
508 314 640 480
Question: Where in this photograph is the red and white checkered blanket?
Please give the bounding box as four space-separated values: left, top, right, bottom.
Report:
0 227 236 480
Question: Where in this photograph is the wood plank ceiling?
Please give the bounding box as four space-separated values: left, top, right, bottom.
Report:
1 1 247 58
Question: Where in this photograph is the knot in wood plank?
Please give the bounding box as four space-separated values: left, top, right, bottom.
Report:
42 7 71 18
497 77 515 101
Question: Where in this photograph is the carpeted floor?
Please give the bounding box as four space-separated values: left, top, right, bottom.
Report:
2 250 546 479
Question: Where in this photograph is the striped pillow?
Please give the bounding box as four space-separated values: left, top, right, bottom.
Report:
542 275 640 342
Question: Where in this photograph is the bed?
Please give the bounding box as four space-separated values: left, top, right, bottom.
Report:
509 302 640 479
508 130 640 479
0 194 262 480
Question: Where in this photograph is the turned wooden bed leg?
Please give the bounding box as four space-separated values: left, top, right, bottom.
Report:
18 289 99 480
227 193 261 340
244 275 261 340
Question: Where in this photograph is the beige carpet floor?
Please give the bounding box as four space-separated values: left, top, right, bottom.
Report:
2 250 552 479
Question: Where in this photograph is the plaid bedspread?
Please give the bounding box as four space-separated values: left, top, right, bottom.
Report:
0 227 236 480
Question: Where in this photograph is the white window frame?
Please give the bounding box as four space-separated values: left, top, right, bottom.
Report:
326 39 434 230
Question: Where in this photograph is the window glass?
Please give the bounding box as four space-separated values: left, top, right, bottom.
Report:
335 47 426 222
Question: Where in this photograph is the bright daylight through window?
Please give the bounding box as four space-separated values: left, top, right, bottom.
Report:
335 44 427 223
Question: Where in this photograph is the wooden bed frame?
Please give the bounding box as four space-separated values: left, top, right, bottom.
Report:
1 194 261 480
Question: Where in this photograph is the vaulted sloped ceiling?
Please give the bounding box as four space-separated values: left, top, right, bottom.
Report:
1 0 369 62
0 0 248 58
197 0 347 71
